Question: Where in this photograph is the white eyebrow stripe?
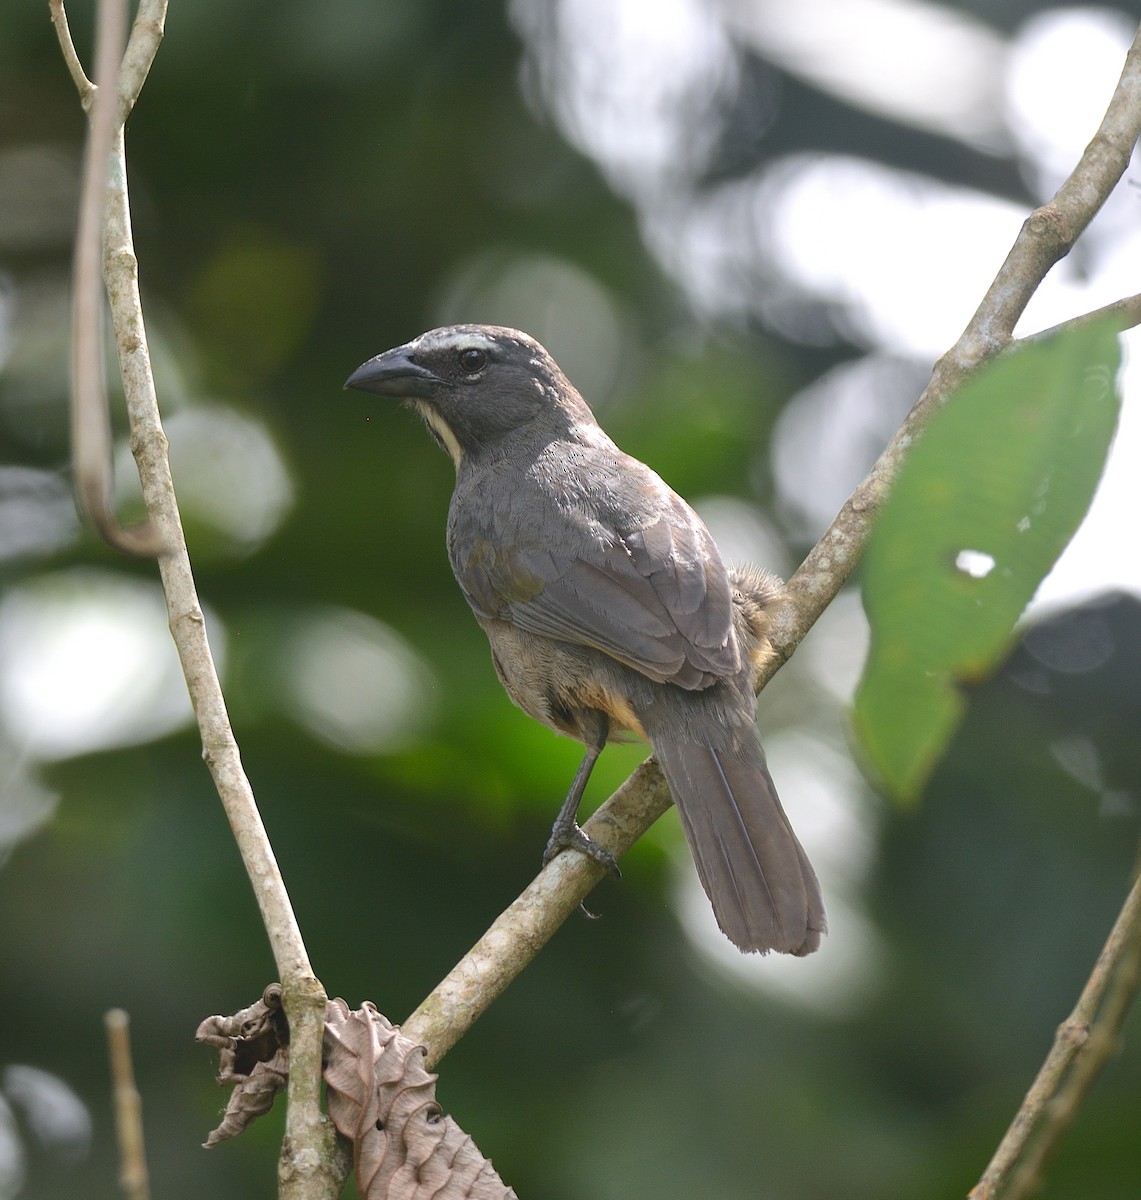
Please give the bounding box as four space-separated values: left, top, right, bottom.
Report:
414 328 500 355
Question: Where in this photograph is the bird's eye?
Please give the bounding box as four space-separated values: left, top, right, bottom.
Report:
458 348 487 375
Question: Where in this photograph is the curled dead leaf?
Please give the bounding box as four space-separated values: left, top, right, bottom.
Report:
195 984 289 1147
196 989 516 1196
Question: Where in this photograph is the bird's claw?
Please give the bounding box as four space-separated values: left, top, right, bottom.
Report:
543 821 621 879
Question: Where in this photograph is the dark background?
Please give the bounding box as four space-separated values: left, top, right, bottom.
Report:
2 2 1140 1197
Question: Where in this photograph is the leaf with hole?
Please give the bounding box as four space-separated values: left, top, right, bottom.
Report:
854 320 1122 800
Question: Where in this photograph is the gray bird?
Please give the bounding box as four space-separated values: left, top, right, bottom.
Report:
346 325 825 955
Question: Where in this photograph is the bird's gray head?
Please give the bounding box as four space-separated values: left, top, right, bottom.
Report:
345 325 592 466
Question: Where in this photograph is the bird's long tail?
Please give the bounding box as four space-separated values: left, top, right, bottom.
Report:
650 735 825 955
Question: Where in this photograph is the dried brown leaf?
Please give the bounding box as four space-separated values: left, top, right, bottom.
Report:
324 999 517 1200
196 989 516 1195
196 984 289 1147
201 1054 289 1148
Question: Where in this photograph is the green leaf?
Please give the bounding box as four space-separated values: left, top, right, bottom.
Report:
854 320 1122 801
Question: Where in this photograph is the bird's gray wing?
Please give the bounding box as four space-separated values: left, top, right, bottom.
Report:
455 453 738 689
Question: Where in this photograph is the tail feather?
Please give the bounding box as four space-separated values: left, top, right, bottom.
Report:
651 737 825 955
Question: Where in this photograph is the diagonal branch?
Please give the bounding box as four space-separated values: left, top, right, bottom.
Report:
49 0 94 100
968 868 1141 1200
405 765 668 1067
1018 290 1141 346
402 23 1141 1067
766 21 1141 671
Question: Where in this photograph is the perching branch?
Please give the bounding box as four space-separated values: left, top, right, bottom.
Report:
403 23 1141 1067
404 763 668 1067
53 2 336 1195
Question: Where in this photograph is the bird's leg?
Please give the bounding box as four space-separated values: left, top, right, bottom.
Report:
543 710 620 879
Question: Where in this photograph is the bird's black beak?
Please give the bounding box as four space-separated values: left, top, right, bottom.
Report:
344 346 440 398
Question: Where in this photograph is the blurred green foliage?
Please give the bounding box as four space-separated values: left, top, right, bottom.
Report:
1 3 1139 1200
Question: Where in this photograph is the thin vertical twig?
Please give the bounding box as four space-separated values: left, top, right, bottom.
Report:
53 0 318 1017
53 2 339 1194
105 1009 150 1200
66 0 163 555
